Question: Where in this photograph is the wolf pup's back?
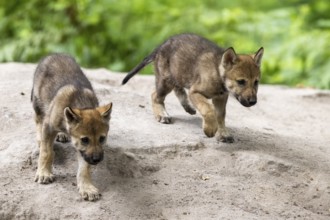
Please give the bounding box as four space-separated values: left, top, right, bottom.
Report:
32 54 97 107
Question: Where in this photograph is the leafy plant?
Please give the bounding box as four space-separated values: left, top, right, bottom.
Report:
0 0 329 89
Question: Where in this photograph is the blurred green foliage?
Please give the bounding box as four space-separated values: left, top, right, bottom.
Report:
0 0 330 89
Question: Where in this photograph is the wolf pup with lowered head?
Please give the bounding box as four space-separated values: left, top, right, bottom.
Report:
122 34 263 142
31 54 112 201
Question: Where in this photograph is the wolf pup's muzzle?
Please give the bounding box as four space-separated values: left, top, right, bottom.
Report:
237 96 257 107
80 151 104 165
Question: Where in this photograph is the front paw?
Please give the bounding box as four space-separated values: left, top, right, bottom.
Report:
78 183 101 201
216 130 234 143
203 116 218 137
155 115 172 124
35 169 55 184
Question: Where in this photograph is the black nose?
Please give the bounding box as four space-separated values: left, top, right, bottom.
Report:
91 152 104 164
248 97 257 106
249 100 257 106
80 151 104 165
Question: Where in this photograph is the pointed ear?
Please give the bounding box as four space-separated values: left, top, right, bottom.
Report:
64 107 81 124
97 102 113 121
254 47 264 67
221 47 238 69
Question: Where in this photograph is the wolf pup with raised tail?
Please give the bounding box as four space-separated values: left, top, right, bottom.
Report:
31 54 112 201
122 33 263 142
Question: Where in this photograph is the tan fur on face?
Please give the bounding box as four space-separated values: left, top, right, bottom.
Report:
223 55 261 107
68 108 110 156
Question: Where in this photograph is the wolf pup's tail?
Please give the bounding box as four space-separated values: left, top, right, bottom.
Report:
122 50 157 85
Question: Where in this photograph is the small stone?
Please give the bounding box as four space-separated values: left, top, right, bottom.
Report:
200 174 210 181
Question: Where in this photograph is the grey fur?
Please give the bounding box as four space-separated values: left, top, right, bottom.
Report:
32 54 112 201
122 33 264 142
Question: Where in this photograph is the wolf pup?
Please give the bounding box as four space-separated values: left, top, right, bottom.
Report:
122 33 263 142
31 54 112 201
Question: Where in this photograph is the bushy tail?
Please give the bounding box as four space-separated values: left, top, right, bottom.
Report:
122 50 157 85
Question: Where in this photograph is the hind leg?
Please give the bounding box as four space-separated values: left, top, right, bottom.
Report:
151 77 173 124
174 87 196 115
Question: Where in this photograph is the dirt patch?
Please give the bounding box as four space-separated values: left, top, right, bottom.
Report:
0 63 330 219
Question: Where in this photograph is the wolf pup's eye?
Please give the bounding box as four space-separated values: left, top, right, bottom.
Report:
81 137 89 145
99 136 106 144
236 79 246 86
254 80 259 87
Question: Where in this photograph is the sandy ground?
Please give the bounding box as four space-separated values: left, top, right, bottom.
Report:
0 63 330 220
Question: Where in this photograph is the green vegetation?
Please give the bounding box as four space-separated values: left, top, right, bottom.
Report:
0 0 329 89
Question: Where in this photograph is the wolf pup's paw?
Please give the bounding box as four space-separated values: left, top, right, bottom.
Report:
216 130 234 143
56 132 70 143
183 105 196 115
156 115 172 124
35 170 55 184
217 134 234 143
203 117 218 138
78 183 101 201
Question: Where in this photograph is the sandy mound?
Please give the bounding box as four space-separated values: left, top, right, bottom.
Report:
1 63 330 219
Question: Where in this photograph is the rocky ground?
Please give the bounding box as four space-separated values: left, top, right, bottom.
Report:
0 63 330 220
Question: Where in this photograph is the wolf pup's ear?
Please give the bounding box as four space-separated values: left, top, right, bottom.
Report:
98 103 113 121
221 47 238 69
64 107 81 124
254 47 264 67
